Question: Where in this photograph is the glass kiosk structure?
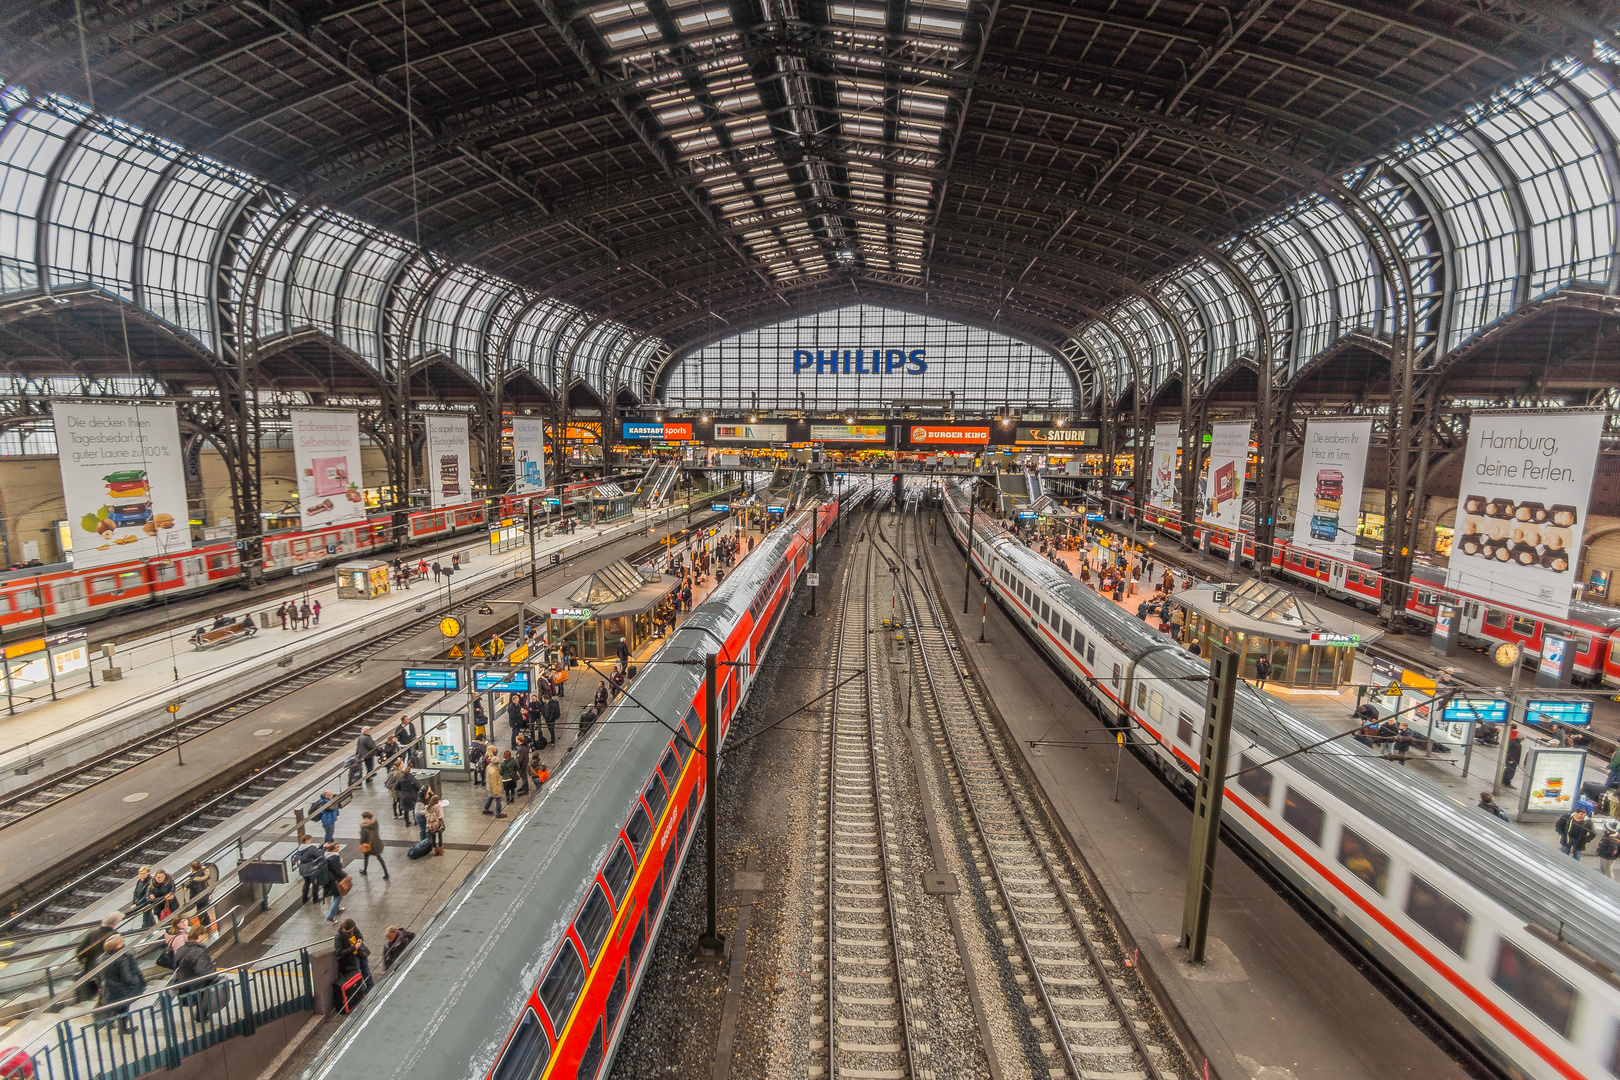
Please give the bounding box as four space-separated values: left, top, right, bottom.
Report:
1175 579 1380 690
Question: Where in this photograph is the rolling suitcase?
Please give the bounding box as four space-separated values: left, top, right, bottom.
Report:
406 837 434 860
338 973 367 1013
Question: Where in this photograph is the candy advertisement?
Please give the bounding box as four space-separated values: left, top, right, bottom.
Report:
1446 410 1604 619
425 413 473 508
53 402 192 570
291 409 366 529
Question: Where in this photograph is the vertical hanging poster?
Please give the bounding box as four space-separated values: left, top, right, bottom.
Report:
53 402 192 570
1200 422 1251 531
1293 419 1373 558
425 413 473 508
1447 410 1603 619
512 417 548 495
290 409 366 529
1149 422 1180 510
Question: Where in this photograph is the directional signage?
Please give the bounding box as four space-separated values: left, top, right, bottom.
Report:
404 667 461 691
473 668 532 693
1441 697 1509 724
1525 699 1593 727
712 503 731 511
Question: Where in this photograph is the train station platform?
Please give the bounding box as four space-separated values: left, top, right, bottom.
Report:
925 533 1471 1080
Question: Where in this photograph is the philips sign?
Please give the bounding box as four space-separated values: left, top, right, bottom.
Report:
792 349 927 375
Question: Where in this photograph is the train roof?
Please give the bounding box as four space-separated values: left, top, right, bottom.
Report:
950 484 1620 977
301 505 824 1080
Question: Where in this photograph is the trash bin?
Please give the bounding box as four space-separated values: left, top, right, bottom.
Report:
259 611 273 628
416 769 443 800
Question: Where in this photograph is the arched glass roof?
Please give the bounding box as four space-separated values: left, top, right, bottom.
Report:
658 304 1078 412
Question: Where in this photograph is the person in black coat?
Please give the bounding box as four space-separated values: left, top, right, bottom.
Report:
333 918 373 989
96 935 146 1031
75 915 120 1003
542 696 560 747
132 867 155 928
145 869 178 924
169 927 220 1020
527 697 544 744
395 767 423 832
381 926 415 972
356 727 378 779
507 696 527 748
1502 728 1524 785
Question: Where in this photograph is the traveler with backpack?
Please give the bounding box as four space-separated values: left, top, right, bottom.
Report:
311 791 341 844
1556 809 1595 860
358 812 389 880
95 935 146 1032
422 790 445 856
500 750 518 803
168 926 220 1021
294 835 327 904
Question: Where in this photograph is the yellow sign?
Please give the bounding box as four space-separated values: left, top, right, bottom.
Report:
471 643 487 659
440 616 462 638
1383 681 1403 697
448 645 464 659
167 703 181 714
1399 669 1437 692
508 643 529 665
3 639 43 660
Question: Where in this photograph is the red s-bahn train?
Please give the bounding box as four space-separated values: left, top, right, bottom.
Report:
0 479 619 637
1123 501 1620 687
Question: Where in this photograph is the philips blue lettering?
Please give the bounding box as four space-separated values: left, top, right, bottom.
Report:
817 350 837 374
793 349 813 373
886 349 905 373
843 349 853 374
908 349 927 374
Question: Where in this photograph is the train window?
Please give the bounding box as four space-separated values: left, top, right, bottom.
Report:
1337 828 1390 895
1281 788 1325 845
672 730 691 767
13 588 40 610
1492 939 1577 1038
538 940 587 1028
1148 691 1164 726
626 805 654 858
1136 685 1147 710
1235 754 1273 806
1112 664 1120 686
644 774 669 823
1513 617 1537 637
629 911 649 972
658 749 680 791
491 1008 551 1080
1061 622 1072 645
1485 610 1508 630
1405 877 1470 957
1303 557 1317 571
1176 714 1195 745
1087 644 1095 666
1347 570 1361 585
604 958 629 1035
602 841 635 904
207 553 233 572
574 884 613 962
152 562 180 583
575 1020 605 1080
1075 630 1087 654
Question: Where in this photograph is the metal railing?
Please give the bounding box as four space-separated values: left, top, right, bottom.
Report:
11 944 318 1080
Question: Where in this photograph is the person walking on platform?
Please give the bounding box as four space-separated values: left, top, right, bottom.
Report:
616 636 630 668
483 755 506 818
423 790 445 856
95 935 145 1032
358 812 389 880
1597 824 1620 879
294 835 326 904
1502 727 1523 785
1253 657 1272 690
515 735 532 797
1556 808 1595 860
312 600 321 626
500 750 518 803
395 766 423 836
312 790 341 845
75 915 120 1003
357 726 378 779
277 603 289 630
324 843 349 921
542 695 560 748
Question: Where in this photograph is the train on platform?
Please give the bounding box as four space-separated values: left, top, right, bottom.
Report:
301 487 860 1080
949 482 1620 1080
0 478 625 636
1117 500 1620 688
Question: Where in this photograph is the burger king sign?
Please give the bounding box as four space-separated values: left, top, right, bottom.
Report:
908 425 991 445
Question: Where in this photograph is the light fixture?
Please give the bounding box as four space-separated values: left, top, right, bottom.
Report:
749 413 757 422
701 413 710 422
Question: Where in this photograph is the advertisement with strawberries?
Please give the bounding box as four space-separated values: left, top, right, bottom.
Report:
291 409 366 529
53 402 192 570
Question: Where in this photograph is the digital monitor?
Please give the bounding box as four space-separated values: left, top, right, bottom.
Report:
1524 699 1592 727
473 669 533 693
404 667 460 691
1441 697 1509 725
711 503 730 511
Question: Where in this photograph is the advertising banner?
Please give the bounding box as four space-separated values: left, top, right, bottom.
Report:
512 418 547 495
908 424 990 446
809 424 887 443
289 409 365 529
1520 746 1587 819
1200 422 1250 530
1447 410 1603 619
1149 422 1179 510
1014 425 1100 447
621 421 695 442
425 413 472 507
54 402 192 569
1293 419 1371 558
713 423 787 443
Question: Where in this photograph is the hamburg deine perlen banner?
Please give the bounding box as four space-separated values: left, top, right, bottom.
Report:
1447 410 1604 619
1293 419 1372 559
54 402 192 570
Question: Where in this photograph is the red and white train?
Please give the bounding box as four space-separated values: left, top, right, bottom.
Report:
1124 501 1620 688
0 478 625 637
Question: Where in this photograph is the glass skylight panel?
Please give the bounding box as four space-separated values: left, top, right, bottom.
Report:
289 216 365 333
139 160 253 353
340 233 412 368
1292 196 1381 341
831 4 886 25
1259 214 1336 361
48 127 171 297
420 268 479 365
676 7 732 33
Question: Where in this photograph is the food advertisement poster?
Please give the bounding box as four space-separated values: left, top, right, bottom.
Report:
425 413 473 508
1149 422 1179 510
1447 410 1604 619
713 422 788 443
290 409 365 529
53 402 192 569
809 424 887 443
1520 746 1587 819
1293 419 1372 558
1200 422 1251 531
512 417 548 495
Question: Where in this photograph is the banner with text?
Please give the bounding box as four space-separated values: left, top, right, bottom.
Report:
713 422 787 443
1448 410 1603 619
512 417 548 495
809 424 887 443
290 409 365 529
1200 422 1251 531
908 424 990 446
1293 419 1372 558
1014 425 1100 448
425 413 472 507
1149 422 1179 510
54 402 192 569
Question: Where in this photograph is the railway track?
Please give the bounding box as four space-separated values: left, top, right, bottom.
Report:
814 519 930 1080
883 512 1187 1080
0 514 716 830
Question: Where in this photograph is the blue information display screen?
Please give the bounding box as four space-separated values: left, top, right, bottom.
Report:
1441 697 1508 724
712 503 730 511
473 669 533 693
404 668 460 691
1525 699 1592 727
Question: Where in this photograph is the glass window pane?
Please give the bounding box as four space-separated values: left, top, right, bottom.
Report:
1405 877 1470 956
1236 753 1273 805
1281 787 1326 845
602 840 635 903
573 884 613 962
1337 827 1391 894
1492 938 1577 1037
492 1009 551 1080
538 940 587 1028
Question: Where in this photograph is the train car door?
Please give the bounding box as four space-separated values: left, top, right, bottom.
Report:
180 555 208 586
1327 559 1347 594
1459 599 1485 638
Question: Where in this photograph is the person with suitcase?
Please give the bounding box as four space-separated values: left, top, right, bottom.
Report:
333 919 372 1009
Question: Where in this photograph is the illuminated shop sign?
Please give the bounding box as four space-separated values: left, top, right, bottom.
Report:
791 349 928 374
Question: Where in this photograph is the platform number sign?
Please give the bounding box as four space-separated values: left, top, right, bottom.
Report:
806 572 820 587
